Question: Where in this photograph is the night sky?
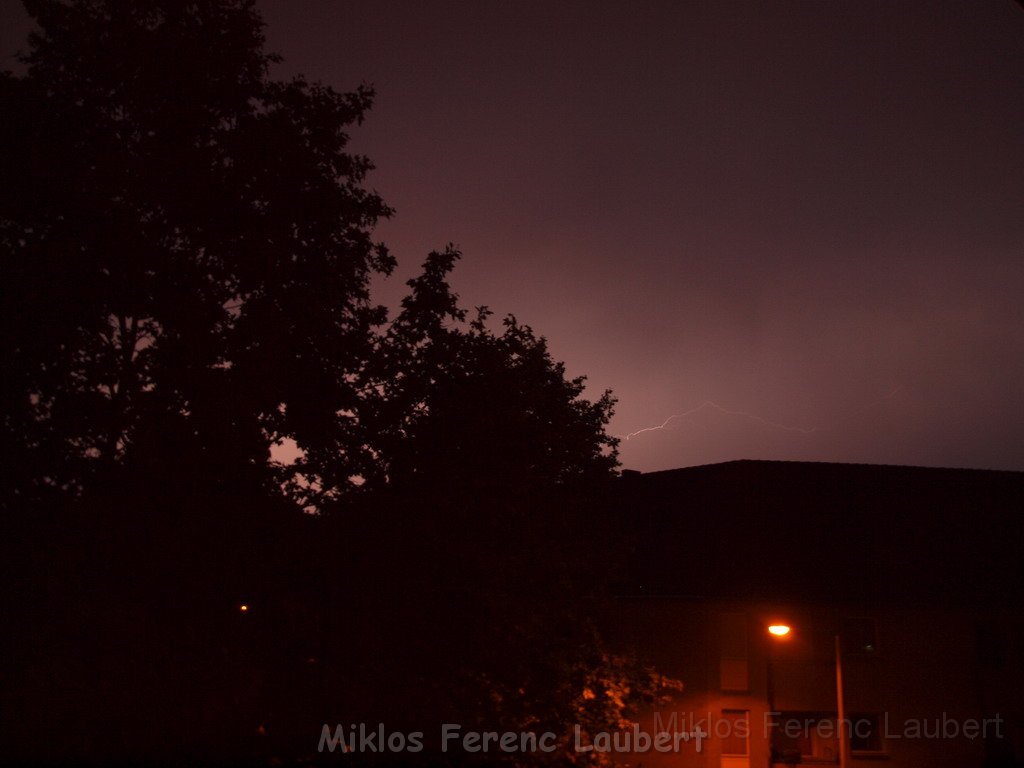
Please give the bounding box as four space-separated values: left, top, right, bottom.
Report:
4 0 1023 472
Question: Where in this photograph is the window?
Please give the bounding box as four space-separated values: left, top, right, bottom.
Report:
720 710 749 756
772 711 886 762
720 658 749 691
850 713 885 754
772 712 837 763
719 612 749 691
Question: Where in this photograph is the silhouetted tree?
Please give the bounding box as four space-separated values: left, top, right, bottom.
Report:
0 3 663 764
1 0 394 507
1 1 622 514
307 476 678 766
368 246 619 502
297 247 647 764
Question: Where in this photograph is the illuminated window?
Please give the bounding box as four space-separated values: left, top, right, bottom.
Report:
720 710 749 756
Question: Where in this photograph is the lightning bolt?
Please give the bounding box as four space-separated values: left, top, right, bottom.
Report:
621 386 904 442
622 401 816 441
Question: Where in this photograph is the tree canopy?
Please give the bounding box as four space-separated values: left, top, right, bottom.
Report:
2 0 395 506
1 2 619 509
367 246 619 504
0 2 664 765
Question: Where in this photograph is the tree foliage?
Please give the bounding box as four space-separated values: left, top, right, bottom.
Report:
1 0 394 505
1 2 620 509
0 2 667 765
368 246 619 502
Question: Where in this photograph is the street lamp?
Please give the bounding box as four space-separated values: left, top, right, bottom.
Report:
767 623 847 768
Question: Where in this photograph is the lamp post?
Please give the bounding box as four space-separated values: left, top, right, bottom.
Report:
833 632 847 768
766 624 847 768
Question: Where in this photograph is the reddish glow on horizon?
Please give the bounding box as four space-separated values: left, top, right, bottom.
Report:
247 2 1024 473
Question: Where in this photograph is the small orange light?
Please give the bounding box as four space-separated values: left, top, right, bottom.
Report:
768 624 791 636
239 604 249 612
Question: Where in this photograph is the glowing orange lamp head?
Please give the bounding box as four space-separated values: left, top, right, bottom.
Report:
239 604 249 613
768 624 791 637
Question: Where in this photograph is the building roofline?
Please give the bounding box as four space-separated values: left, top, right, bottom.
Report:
622 458 1024 478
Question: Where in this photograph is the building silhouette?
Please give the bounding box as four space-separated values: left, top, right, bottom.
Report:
601 461 1024 768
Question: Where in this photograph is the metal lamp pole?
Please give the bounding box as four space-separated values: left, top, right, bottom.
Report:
834 632 847 768
767 624 847 768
